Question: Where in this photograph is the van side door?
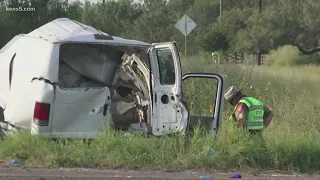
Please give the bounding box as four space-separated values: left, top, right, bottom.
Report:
182 73 225 138
148 42 188 136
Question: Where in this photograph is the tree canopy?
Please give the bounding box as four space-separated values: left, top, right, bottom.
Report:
1 0 319 56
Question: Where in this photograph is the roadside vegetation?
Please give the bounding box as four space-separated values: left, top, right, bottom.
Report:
1 51 320 173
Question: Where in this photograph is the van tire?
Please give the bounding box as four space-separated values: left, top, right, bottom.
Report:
0 107 4 122
0 107 4 139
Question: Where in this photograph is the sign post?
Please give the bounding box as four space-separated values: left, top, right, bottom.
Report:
175 14 197 62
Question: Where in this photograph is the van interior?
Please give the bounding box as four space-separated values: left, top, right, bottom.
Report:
58 43 151 131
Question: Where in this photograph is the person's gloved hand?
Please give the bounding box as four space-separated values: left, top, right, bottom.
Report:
236 117 246 128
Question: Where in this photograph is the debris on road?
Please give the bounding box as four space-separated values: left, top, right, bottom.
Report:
199 175 213 179
230 173 242 178
11 159 20 164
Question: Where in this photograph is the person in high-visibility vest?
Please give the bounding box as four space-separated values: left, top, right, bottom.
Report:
224 86 273 134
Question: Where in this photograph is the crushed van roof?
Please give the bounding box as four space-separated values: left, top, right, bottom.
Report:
27 18 151 47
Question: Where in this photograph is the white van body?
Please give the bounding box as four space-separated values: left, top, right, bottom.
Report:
0 18 225 139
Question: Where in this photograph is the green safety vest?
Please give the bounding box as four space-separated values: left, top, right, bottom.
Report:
231 97 265 130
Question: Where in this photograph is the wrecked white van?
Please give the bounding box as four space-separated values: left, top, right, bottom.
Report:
0 18 225 139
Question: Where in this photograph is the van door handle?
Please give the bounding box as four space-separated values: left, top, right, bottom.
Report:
103 103 108 116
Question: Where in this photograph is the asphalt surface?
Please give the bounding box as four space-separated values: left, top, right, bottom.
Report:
0 167 319 180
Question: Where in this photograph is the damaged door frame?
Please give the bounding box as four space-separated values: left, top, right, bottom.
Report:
147 42 188 136
182 73 225 139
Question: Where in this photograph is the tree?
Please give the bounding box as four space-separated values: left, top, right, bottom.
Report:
130 0 174 42
1 0 320 57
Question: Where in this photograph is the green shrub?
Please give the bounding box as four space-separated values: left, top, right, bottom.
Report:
295 53 320 65
265 45 320 66
265 45 300 66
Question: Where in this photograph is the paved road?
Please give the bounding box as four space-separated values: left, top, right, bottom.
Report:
0 167 319 180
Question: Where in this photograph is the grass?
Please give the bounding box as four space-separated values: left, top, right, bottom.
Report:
0 55 320 173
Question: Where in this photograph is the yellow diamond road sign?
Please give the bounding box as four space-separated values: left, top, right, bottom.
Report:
175 14 197 36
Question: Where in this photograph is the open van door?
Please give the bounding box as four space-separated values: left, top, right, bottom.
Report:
182 73 225 138
148 42 188 136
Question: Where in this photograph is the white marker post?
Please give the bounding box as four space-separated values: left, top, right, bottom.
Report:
175 14 197 62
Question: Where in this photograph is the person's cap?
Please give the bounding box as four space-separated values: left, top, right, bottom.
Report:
224 86 241 101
